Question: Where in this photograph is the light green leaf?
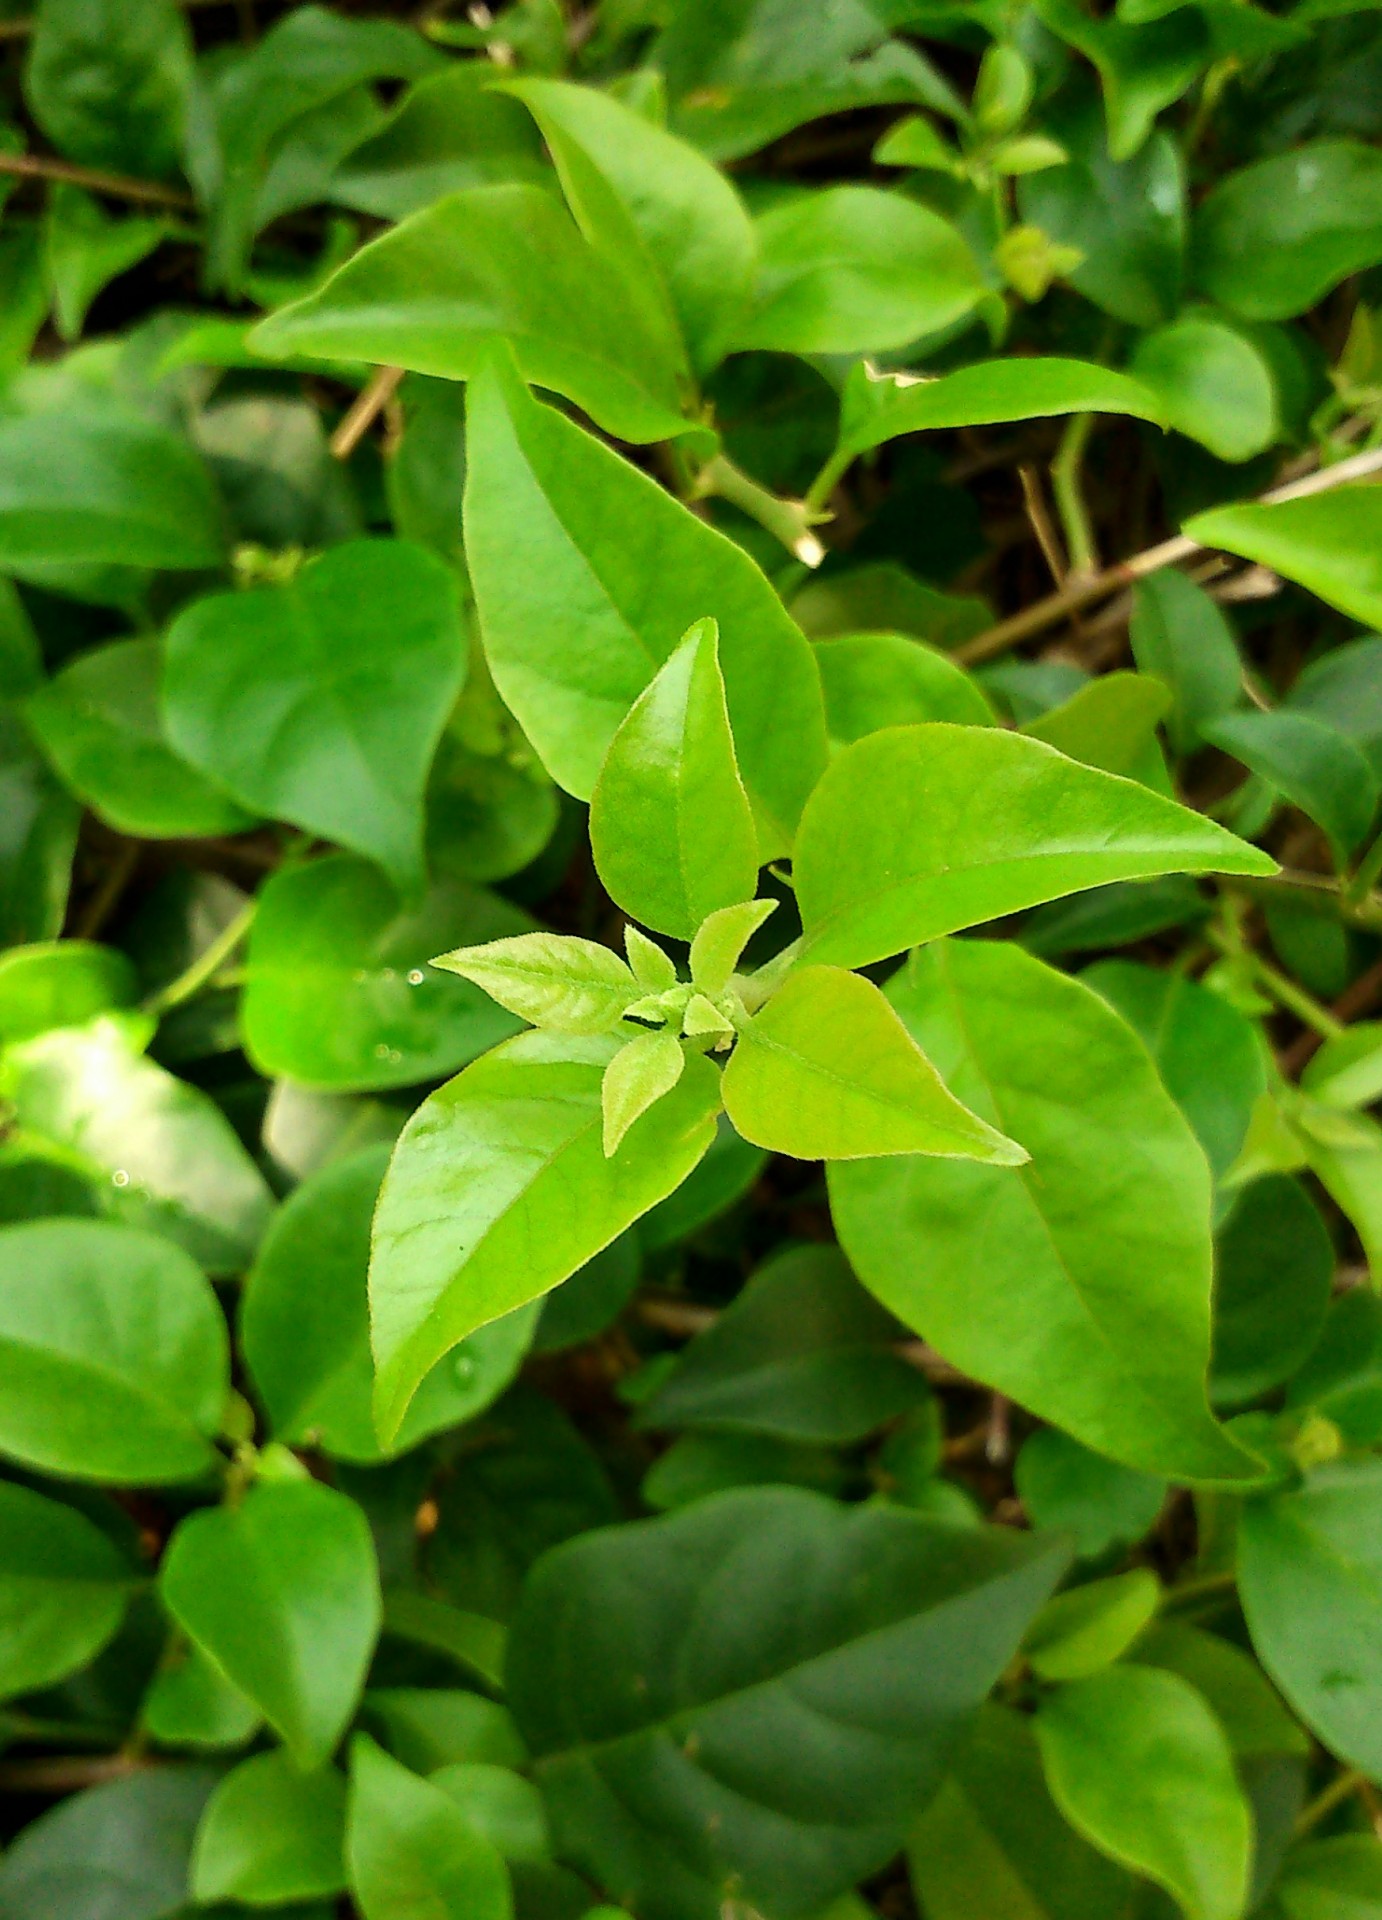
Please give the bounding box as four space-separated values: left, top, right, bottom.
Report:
1130 313 1277 462
162 1478 382 1771
381 1590 507 1694
1193 141 1382 319
590 618 758 940
724 963 1025 1164
688 898 776 1000
191 1750 347 1905
873 113 966 173
830 941 1262 1482
330 65 546 219
1036 1665 1251 1920
433 930 640 1036
251 183 691 445
814 633 996 746
794 723 1274 971
243 853 531 1093
0 1219 226 1484
500 77 757 372
164 540 466 898
26 639 255 840
347 1734 513 1920
602 1029 686 1156
369 1031 721 1442
627 923 679 992
908 1700 1136 1920
1239 1458 1382 1782
634 1241 932 1446
1277 1837 1382 1920
0 406 224 574
1188 487 1382 634
462 348 827 855
1130 568 1243 754
0 1478 138 1702
1024 1569 1161 1682
430 1762 551 1864
242 1146 535 1466
0 938 135 1044
509 1486 1068 1920
1023 672 1173 787
142 1639 263 1753
1203 708 1381 864
733 186 986 355
2 1011 274 1272
1130 1621 1310 1762
24 0 192 177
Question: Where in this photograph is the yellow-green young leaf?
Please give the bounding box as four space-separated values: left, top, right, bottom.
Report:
626 923 678 991
602 1030 686 1156
161 1480 381 1771
462 347 827 855
1186 487 1382 633
829 941 1263 1483
722 965 1026 1164
1023 1568 1161 1682
815 632 996 746
347 1736 512 1920
1036 1666 1252 1920
590 619 758 940
432 932 639 1036
369 1032 721 1442
689 898 777 1000
250 183 689 446
794 723 1274 971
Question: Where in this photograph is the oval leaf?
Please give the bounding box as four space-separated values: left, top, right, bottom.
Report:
0 1479 138 1702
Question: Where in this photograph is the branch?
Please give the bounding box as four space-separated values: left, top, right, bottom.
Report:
330 364 405 460
0 151 195 212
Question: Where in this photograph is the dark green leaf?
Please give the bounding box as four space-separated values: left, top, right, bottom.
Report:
0 1766 218 1920
1212 1176 1334 1406
1129 569 1243 754
1193 141 1382 319
331 66 546 220
24 0 192 177
1202 709 1380 864
1015 1428 1167 1559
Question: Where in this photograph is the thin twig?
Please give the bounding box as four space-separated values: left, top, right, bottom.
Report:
0 1753 148 1792
1017 465 1068 588
957 441 1382 668
1294 1768 1368 1840
0 151 195 211
330 365 405 460
72 839 139 941
1281 952 1382 1077
142 897 257 1019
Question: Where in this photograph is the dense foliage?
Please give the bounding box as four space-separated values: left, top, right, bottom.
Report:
3 0 1382 1916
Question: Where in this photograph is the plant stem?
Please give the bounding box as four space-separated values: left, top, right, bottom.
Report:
1346 827 1382 907
330 364 405 460
1294 1767 1368 1839
1230 867 1382 934
694 455 825 566
1162 1568 1238 1611
142 898 257 1019
803 446 855 519
957 440 1382 667
1209 922 1347 1038
1051 412 1097 577
0 151 195 210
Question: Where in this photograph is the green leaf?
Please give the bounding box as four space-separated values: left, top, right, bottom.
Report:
361 1688 526 1776
2 1011 274 1272
643 1429 848 1511
24 0 192 177
724 963 1026 1163
0 1219 226 1484
433 931 640 1037
1015 1428 1167 1559
381 1589 507 1693
590 618 758 941
794 723 1274 971
1239 1458 1382 1782
507 1486 1069 1920
1192 141 1382 320
1130 314 1278 462
1212 1176 1334 1406
1277 1837 1382 1920
687 899 775 1000
602 1029 687 1156
462 348 827 856
242 853 533 1091
25 639 255 840
501 78 757 374
430 1762 551 1864
1082 960 1266 1178
0 938 135 1044
733 187 986 356
634 1242 932 1445
369 1031 721 1443
163 540 466 897
835 356 1164 466
1130 569 1243 754
192 1750 347 1905
1024 1568 1161 1681
45 186 169 343
1033 0 1207 159
142 1639 263 1753
1202 709 1381 864
0 709 80 947
1036 1665 1252 1920
1304 1023 1382 1110
330 66 546 220
242 1146 535 1465
250 183 691 445
0 1765 218 1920
1286 635 1382 779
814 633 995 745
1130 1621 1310 1762
0 1478 138 1702
1188 489 1382 634
908 1700 1136 1920
347 1734 513 1920
0 406 224 574
1023 672 1173 787
162 1478 382 1770
830 941 1261 1482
